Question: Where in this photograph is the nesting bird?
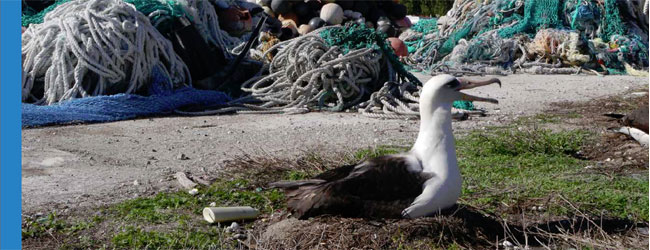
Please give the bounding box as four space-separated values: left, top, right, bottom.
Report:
271 75 501 219
605 104 649 147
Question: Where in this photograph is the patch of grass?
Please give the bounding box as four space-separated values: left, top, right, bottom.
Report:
514 112 583 126
111 226 230 249
348 145 407 162
285 170 311 180
457 128 648 221
112 179 285 224
22 212 101 239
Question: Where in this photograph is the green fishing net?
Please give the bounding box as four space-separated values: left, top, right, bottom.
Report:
22 0 188 33
320 24 421 85
600 0 626 42
22 0 71 27
410 18 438 33
498 0 562 38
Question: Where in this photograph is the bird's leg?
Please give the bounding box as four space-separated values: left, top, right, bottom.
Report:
401 180 444 218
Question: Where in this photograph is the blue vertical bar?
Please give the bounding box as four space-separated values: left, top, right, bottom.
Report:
1 0 23 249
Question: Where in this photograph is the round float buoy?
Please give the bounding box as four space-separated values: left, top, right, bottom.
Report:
298 24 313 35
388 37 408 57
308 17 326 29
271 0 291 15
320 3 344 25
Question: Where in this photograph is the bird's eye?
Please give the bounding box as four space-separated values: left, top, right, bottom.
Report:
445 79 461 89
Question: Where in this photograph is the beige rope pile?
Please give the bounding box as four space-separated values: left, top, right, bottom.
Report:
189 27 384 115
21 0 190 105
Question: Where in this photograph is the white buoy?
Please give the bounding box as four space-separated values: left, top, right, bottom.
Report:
320 3 344 25
203 206 260 223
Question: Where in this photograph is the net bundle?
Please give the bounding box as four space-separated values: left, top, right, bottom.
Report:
402 0 649 76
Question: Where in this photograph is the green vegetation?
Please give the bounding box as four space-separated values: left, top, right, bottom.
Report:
23 179 284 249
113 179 284 224
22 212 102 239
111 226 226 249
403 0 454 17
457 128 648 221
349 145 406 161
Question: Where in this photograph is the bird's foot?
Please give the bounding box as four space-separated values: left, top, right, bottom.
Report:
401 206 425 219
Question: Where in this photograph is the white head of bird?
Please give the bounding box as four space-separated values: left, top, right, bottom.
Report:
402 74 500 218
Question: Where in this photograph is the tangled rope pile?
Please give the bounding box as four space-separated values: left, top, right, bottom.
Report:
21 0 264 105
220 27 383 114
401 0 649 76
22 0 190 105
185 24 475 119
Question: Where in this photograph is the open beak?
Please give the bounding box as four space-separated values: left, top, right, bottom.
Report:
457 78 501 104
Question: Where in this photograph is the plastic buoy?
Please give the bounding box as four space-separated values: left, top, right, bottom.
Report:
203 206 260 223
271 0 290 15
308 17 326 29
298 24 313 35
388 37 408 57
320 3 344 25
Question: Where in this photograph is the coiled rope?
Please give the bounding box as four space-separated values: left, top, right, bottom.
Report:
22 0 190 105
185 26 383 115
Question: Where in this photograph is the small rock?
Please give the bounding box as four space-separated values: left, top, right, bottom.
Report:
638 227 649 235
188 188 199 195
177 153 189 160
175 172 197 189
209 202 216 207
133 180 139 186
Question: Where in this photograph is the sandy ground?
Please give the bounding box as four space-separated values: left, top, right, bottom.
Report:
21 74 648 214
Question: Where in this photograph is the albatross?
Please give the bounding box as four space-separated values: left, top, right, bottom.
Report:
270 74 501 219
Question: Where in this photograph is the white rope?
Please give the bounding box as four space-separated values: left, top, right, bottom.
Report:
209 28 383 114
22 0 190 105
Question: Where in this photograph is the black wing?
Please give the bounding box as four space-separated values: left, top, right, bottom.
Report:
272 155 431 218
